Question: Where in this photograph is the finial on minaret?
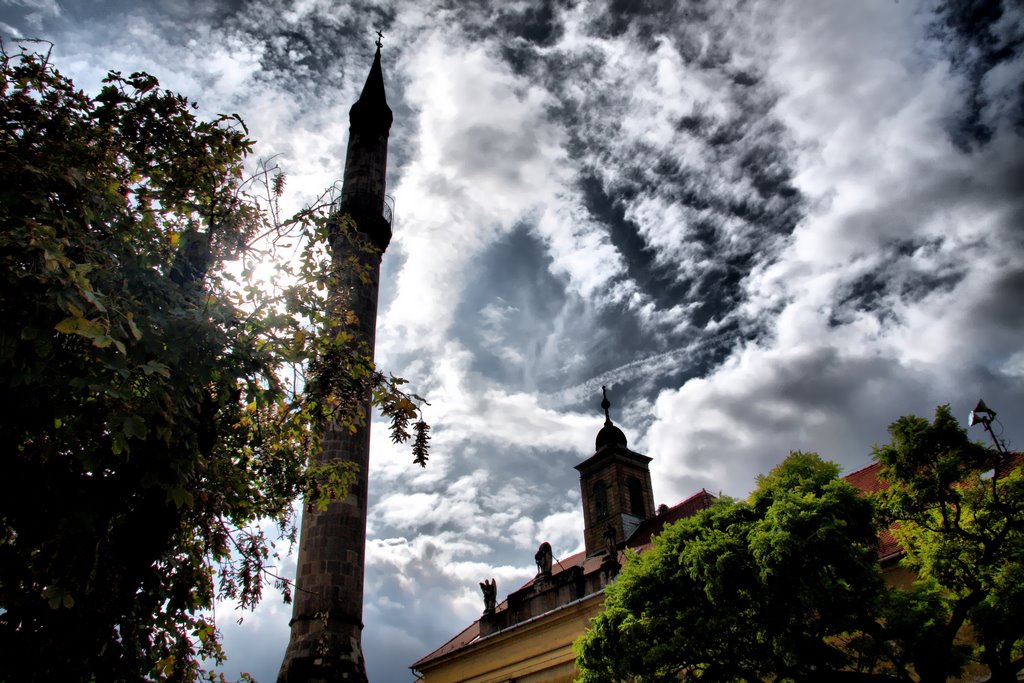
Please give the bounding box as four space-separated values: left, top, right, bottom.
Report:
601 385 612 426
375 30 384 50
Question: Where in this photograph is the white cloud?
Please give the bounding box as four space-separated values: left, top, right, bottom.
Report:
0 20 23 36
2 0 59 29
381 35 569 352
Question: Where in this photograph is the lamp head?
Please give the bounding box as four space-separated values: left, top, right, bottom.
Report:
969 399 996 427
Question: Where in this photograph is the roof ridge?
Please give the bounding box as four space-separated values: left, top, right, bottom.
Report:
842 460 881 478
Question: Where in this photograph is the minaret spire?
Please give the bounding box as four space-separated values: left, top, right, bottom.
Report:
278 38 395 683
349 36 392 138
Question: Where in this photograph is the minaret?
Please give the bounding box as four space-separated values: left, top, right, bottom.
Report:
575 387 656 556
278 38 394 683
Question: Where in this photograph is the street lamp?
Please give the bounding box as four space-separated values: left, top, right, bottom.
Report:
968 399 1007 456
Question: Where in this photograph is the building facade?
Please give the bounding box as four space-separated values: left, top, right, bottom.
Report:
411 389 715 682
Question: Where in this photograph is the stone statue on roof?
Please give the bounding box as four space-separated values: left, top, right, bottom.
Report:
535 541 553 576
479 578 497 614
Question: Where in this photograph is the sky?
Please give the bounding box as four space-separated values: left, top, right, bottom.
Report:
3 0 1023 681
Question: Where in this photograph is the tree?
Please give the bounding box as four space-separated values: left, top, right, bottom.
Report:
874 405 1024 683
0 45 427 681
574 452 891 682
574 409 1021 683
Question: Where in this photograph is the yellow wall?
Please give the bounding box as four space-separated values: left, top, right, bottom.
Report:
417 594 606 683
420 562 998 683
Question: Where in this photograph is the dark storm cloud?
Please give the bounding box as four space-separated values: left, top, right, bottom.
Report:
501 0 805 343
650 347 939 499
578 174 692 310
830 235 967 327
221 3 394 82
497 0 564 47
648 0 1024 505
452 225 568 386
963 267 1024 356
590 0 724 40
931 0 1024 147
825 105 1024 329
426 0 568 45
457 123 549 183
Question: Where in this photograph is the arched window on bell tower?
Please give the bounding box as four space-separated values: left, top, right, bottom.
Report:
627 476 644 518
593 481 609 518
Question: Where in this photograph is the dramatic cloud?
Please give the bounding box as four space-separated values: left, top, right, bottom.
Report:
5 1 1022 681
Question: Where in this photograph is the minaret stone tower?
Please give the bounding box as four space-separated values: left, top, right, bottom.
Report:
278 38 394 683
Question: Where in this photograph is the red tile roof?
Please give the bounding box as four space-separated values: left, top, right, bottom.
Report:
842 461 890 494
998 451 1024 477
840 453 1023 562
843 463 899 560
627 489 716 548
840 463 901 561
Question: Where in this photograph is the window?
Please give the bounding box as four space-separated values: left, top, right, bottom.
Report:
593 481 608 518
627 476 644 517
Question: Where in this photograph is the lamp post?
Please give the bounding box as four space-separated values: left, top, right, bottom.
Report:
968 399 1008 456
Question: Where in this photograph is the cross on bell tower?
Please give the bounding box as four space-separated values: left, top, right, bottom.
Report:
278 37 394 683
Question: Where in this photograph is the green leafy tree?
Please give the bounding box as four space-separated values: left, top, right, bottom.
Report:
0 45 427 681
574 452 891 682
574 410 1021 683
874 405 1023 683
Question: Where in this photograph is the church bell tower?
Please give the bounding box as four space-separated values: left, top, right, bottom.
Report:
278 38 394 683
575 387 656 556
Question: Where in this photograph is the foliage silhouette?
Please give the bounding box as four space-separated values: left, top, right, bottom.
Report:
0 44 427 681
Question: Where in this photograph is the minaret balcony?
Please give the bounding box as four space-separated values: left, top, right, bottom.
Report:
329 185 395 251
338 191 393 227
